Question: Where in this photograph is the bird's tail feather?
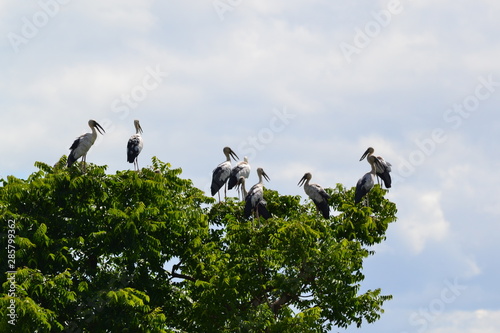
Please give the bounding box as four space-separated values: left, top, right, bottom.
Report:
244 200 253 218
227 175 237 190
316 201 330 219
257 203 271 220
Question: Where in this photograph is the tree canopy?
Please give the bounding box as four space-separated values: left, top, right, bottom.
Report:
1 157 397 332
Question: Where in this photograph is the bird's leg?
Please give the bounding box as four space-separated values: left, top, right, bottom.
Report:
82 155 86 173
217 191 221 203
255 207 263 228
224 183 227 200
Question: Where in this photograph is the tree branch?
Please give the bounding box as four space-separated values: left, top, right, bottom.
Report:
170 271 197 282
269 260 316 315
271 293 295 314
166 261 197 282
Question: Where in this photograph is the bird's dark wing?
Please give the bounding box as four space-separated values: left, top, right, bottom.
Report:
318 187 331 201
67 137 82 167
377 169 392 188
227 164 244 190
354 174 369 204
69 137 81 150
211 164 229 196
313 199 330 219
257 202 271 220
127 136 142 163
309 185 330 218
244 197 253 218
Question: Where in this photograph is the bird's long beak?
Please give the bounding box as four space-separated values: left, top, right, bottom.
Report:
359 148 370 161
297 175 306 186
262 170 270 182
229 149 239 161
137 123 143 134
95 121 106 135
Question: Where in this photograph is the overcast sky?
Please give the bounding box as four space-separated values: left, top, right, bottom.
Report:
2 1 500 332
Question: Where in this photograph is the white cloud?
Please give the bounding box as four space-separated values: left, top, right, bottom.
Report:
73 0 156 31
428 309 500 333
395 190 449 254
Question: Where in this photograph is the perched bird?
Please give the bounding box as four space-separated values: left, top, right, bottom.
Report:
127 120 144 171
211 147 239 201
355 156 383 205
244 168 271 220
227 156 251 198
67 119 105 172
359 147 392 188
298 172 331 218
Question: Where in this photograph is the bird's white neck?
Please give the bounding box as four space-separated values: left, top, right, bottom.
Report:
90 126 98 143
241 183 247 197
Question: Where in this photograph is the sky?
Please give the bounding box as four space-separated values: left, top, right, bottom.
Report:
1 0 500 332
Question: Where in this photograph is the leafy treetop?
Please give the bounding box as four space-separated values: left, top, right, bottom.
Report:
1 157 396 332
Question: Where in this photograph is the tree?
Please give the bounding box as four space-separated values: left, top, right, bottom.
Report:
1 157 397 332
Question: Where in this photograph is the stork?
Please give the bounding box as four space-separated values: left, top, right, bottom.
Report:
227 156 251 198
127 120 144 171
355 156 383 205
244 167 271 220
211 147 239 201
360 147 392 188
298 172 331 218
67 119 105 172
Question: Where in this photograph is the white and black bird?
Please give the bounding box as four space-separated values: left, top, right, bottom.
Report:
227 156 251 197
127 120 144 171
360 147 392 188
67 119 105 171
211 147 239 201
355 156 383 205
244 167 271 220
298 172 331 219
